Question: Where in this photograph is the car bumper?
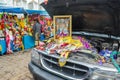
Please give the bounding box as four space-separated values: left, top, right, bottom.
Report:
28 62 65 80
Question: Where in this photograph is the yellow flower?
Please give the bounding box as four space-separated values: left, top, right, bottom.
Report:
20 21 25 28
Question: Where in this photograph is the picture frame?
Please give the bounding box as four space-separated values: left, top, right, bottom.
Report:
53 15 72 40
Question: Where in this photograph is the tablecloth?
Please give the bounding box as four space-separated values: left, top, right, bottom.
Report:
22 35 35 49
0 40 7 55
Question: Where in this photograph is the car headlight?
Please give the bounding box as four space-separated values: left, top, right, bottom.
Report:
90 69 118 80
31 49 41 66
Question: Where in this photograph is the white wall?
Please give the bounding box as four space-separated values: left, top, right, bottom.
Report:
22 0 27 9
33 2 38 10
15 0 27 9
0 0 45 10
8 0 13 6
2 0 13 6
28 3 33 9
16 0 21 7
27 0 44 10
39 0 44 4
23 2 27 9
27 0 44 4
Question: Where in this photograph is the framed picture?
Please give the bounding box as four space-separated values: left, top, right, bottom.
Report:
53 15 72 40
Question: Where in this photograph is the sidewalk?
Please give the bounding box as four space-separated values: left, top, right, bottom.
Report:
0 49 33 80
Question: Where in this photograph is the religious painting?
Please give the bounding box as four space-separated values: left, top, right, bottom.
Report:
53 15 72 40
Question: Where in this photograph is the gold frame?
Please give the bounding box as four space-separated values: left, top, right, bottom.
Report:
53 15 72 40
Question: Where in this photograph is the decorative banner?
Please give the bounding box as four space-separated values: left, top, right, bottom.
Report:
53 15 72 40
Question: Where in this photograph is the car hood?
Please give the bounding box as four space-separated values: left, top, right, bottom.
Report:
41 0 120 37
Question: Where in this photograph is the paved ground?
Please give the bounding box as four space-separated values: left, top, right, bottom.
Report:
0 49 33 80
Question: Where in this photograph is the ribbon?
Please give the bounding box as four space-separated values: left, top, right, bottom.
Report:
59 51 70 67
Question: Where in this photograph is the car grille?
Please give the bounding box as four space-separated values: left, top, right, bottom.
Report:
40 53 90 80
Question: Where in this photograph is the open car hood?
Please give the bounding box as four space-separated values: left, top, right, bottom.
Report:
41 0 120 37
